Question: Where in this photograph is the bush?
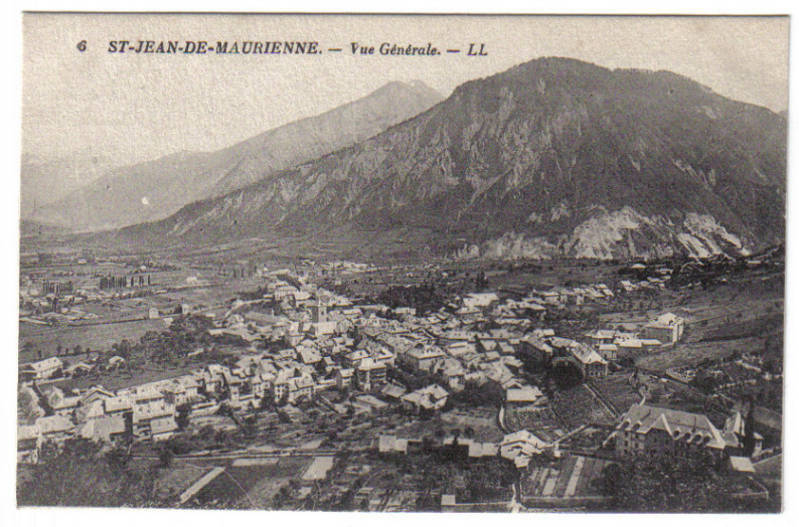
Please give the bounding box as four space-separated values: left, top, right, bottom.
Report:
17 439 160 507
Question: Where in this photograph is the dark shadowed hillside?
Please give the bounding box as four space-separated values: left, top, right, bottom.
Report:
114 57 786 261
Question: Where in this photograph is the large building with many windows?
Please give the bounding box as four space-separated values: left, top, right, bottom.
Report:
614 403 729 460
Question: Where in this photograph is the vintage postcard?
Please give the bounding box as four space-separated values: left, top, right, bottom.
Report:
17 13 786 513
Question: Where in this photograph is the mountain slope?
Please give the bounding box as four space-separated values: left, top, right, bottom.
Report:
29 81 443 231
117 57 786 260
20 152 118 218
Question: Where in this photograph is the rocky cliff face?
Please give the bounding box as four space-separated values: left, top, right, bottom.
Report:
29 81 443 231
117 57 786 260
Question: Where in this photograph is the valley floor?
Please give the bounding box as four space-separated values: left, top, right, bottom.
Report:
17 244 783 512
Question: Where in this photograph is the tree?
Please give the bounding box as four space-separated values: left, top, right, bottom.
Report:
691 370 718 393
106 445 132 471
196 424 216 445
175 402 192 430
17 439 159 507
111 339 133 360
597 455 772 512
17 385 44 424
158 444 174 468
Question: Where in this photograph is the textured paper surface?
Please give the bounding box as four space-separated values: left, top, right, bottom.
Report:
17 13 787 514
23 14 788 164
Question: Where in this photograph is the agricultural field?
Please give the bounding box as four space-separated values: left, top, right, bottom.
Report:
521 455 613 503
188 456 311 508
590 374 643 414
153 462 210 503
505 405 566 443
634 337 763 373
19 318 167 362
550 385 615 429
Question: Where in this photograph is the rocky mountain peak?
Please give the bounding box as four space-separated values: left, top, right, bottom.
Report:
111 57 786 262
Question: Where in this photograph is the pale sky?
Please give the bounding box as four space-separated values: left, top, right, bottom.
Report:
22 14 789 166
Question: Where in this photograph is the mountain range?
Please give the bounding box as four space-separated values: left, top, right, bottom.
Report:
20 152 118 218
26 80 443 231
109 57 786 261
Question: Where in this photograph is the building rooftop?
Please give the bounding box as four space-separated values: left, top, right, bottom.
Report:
506 386 544 403
618 403 727 449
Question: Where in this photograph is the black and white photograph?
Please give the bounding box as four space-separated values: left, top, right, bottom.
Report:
12 11 788 514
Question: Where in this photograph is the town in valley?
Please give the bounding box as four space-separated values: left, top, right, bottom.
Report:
17 240 783 511
18 14 787 514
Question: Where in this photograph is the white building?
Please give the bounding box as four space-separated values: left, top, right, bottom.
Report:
642 312 685 345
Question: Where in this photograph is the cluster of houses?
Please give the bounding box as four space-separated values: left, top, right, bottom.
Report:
18 267 693 468
376 398 765 474
376 427 551 469
583 312 686 362
17 375 206 463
